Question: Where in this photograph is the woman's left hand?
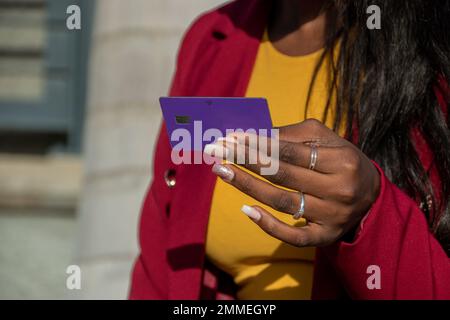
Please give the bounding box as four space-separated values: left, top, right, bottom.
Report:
207 119 381 247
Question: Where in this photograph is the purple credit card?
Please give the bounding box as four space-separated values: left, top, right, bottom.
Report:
160 97 273 150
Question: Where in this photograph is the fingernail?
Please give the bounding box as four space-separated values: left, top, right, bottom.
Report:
241 205 262 221
204 144 229 158
217 136 238 144
212 164 234 182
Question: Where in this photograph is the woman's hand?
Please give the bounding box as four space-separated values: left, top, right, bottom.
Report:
207 119 381 247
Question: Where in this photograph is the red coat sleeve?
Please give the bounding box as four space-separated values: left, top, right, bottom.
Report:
315 163 450 299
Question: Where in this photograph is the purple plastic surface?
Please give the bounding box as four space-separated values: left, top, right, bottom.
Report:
160 97 273 150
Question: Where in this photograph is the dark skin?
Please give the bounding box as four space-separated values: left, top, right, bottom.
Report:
208 1 381 247
269 0 329 56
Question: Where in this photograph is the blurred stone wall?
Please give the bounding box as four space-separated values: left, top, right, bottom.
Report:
0 0 82 299
73 0 225 299
0 155 80 299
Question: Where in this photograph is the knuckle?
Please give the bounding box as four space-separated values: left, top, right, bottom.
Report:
302 119 329 140
238 174 253 195
273 192 295 213
279 143 296 162
342 148 361 172
265 220 278 237
303 119 323 135
303 118 322 128
339 185 358 203
271 166 289 186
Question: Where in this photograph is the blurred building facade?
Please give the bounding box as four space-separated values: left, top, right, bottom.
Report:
0 0 223 299
0 0 91 299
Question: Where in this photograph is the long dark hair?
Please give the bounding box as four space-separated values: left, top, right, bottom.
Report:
307 0 450 255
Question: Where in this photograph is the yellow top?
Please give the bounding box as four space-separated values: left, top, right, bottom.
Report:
206 31 336 300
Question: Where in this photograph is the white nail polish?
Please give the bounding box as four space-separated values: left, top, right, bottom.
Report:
241 205 262 221
203 144 229 158
212 164 234 181
217 136 238 144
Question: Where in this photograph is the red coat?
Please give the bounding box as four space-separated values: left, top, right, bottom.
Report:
129 0 450 300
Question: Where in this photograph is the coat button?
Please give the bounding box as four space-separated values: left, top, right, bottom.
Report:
164 169 176 188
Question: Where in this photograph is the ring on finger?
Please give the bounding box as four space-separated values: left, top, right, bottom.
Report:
293 191 306 220
308 144 318 171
